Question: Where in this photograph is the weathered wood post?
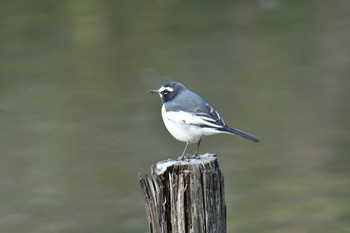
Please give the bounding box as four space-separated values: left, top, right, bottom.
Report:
139 153 226 233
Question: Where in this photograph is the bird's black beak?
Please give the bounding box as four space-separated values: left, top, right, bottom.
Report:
149 89 159 94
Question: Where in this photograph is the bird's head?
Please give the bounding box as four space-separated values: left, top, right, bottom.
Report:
150 82 185 103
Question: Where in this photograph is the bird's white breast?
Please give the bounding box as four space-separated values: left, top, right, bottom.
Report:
161 105 219 144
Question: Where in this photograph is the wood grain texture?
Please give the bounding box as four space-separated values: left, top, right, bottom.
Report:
139 154 226 233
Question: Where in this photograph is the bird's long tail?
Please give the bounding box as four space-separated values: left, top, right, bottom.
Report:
221 125 260 142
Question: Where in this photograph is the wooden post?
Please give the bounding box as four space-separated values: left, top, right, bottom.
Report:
139 153 226 233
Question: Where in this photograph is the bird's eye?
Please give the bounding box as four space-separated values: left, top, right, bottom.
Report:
163 90 169 95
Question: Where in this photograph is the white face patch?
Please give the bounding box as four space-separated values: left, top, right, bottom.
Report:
157 86 175 99
158 86 174 93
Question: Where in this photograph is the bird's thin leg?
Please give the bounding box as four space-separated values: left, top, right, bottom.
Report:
195 139 202 158
180 142 189 160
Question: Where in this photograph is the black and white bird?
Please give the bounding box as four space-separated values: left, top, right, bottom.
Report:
150 82 260 159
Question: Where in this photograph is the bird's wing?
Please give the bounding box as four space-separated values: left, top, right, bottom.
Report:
164 103 225 129
194 103 225 127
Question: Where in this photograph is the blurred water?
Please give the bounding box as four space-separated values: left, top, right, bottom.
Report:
0 1 349 233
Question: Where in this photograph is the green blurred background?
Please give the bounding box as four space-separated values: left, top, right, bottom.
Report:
1 0 349 232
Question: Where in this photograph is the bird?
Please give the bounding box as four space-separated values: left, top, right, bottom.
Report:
150 81 260 159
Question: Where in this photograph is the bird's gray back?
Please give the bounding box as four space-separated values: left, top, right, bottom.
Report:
165 89 206 111
164 89 225 126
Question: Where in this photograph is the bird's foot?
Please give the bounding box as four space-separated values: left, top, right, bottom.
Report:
178 154 200 160
177 154 191 161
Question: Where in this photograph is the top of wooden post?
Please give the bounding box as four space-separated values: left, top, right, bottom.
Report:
152 153 217 175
